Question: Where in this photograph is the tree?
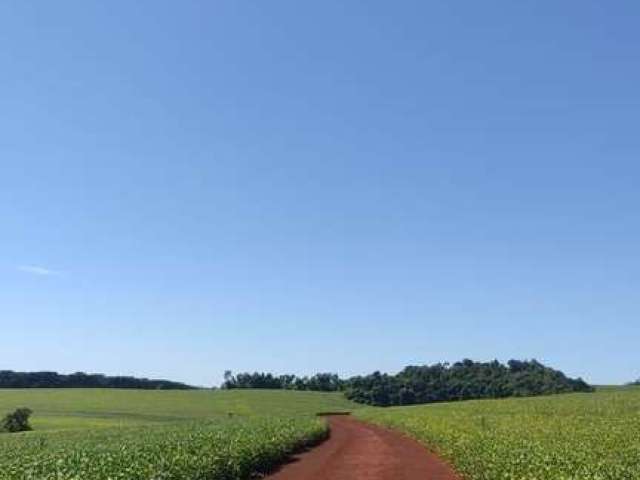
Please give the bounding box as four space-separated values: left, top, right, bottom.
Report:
0 370 193 390
343 359 594 406
2 408 33 433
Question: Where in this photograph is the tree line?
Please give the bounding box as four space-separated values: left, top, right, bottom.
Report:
223 371 343 391
345 359 593 406
0 370 194 390
223 359 593 406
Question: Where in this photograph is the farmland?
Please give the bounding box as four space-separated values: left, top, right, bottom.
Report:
0 388 356 430
357 386 640 480
0 417 327 480
4 387 640 479
0 389 355 480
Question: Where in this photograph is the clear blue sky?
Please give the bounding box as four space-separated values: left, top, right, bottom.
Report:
1 1 638 386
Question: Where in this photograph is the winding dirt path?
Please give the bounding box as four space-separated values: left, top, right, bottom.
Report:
267 415 460 480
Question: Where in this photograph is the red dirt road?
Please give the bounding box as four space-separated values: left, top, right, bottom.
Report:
267 415 460 480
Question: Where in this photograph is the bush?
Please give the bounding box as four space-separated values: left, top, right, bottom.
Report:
1 408 33 433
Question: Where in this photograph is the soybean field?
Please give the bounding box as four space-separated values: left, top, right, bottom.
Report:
356 386 640 480
0 389 355 480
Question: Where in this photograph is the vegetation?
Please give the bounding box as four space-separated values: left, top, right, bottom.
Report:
0 370 193 390
223 371 344 391
1 407 32 433
0 382 631 479
225 360 592 407
357 386 640 480
346 359 593 406
0 389 356 431
0 389 353 479
0 416 326 480
5 361 592 409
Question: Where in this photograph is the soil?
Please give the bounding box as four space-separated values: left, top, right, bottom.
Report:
266 415 461 480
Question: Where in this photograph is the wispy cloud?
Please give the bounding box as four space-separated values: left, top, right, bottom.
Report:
17 265 61 276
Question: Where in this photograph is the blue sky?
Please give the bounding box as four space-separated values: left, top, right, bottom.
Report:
1 1 638 386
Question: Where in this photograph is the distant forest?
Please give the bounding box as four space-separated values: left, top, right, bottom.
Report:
223 371 343 392
223 359 594 406
0 371 194 390
2 360 594 405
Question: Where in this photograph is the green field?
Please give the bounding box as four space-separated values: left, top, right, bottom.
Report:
357 386 640 480
4 387 640 479
0 389 356 480
0 388 356 431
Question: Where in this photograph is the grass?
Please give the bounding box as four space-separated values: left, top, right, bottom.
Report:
356 386 640 480
0 388 357 431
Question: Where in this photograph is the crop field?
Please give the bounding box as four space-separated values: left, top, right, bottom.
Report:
0 417 326 480
357 386 640 480
0 388 356 430
0 389 355 479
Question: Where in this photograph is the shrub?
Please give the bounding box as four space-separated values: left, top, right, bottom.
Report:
1 408 33 433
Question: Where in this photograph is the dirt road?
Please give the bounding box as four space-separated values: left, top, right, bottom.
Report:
267 415 460 480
